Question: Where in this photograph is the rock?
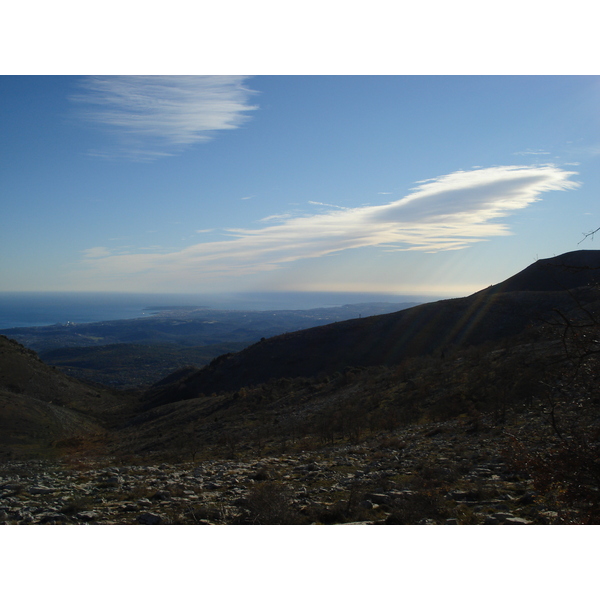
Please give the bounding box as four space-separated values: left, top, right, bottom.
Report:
29 486 55 495
496 512 516 519
0 422 545 525
3 483 24 491
447 490 470 501
485 512 520 524
504 517 533 525
498 493 516 501
387 490 414 504
36 512 68 524
137 512 162 525
100 476 122 487
151 491 171 501
518 491 536 505
77 511 99 521
365 493 390 504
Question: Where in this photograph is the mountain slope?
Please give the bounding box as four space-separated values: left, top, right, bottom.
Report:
487 250 600 293
142 250 600 406
0 335 133 456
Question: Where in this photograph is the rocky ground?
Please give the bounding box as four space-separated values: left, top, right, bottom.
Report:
0 415 564 525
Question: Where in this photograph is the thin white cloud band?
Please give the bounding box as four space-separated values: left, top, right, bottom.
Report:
79 165 579 285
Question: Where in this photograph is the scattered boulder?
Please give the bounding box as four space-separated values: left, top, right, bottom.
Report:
504 517 533 525
137 512 163 525
77 511 99 522
29 486 55 495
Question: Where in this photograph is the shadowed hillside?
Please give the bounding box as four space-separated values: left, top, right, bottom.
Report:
142 250 600 406
487 250 600 293
0 335 136 457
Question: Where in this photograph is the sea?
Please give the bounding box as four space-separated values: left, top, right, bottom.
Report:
0 291 439 330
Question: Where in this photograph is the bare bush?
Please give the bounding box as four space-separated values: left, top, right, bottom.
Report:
244 481 302 525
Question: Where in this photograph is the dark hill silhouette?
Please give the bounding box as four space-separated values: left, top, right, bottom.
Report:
486 250 600 293
141 250 600 407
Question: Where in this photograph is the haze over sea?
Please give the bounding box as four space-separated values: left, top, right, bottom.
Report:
0 291 438 330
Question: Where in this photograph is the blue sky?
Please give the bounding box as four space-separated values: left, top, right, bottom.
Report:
2 75 599 298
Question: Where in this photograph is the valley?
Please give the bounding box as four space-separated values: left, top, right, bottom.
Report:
2 251 600 524
1 301 418 388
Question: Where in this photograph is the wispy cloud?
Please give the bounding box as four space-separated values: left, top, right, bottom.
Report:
77 165 579 288
71 76 258 160
309 200 347 209
514 149 551 156
259 213 296 223
81 247 112 258
565 144 600 158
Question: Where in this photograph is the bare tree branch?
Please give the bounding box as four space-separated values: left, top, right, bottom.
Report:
579 226 600 244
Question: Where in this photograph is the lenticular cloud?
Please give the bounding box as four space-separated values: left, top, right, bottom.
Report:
79 165 579 286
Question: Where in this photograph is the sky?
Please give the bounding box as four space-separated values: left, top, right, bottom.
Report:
2 74 600 299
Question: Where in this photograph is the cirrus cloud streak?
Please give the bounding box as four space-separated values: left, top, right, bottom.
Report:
71 75 258 160
78 165 579 289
